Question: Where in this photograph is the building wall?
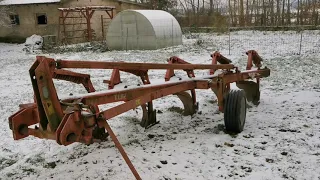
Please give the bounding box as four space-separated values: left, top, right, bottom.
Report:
0 0 147 43
0 4 60 42
61 0 119 43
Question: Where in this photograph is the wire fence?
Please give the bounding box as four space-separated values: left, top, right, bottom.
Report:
184 28 320 56
227 30 320 56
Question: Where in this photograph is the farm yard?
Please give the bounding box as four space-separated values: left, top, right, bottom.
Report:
0 30 320 180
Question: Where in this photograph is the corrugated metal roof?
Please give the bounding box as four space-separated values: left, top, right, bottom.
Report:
0 0 60 5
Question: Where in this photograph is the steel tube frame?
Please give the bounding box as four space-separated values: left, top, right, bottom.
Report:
56 60 235 70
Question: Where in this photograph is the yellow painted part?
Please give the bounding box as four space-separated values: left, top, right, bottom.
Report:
135 99 141 106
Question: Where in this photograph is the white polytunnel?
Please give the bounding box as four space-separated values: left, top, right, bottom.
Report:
106 10 183 50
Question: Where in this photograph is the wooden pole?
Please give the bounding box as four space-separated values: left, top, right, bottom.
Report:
85 8 92 41
101 15 104 41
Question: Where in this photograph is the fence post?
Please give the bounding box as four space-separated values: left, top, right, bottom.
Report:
299 30 303 55
228 27 231 55
126 27 128 52
135 14 139 50
172 19 174 48
101 15 104 41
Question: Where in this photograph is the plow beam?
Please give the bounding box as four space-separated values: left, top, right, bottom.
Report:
104 67 154 128
98 82 197 121
56 60 235 70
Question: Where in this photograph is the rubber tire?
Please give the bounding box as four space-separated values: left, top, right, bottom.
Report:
224 89 247 133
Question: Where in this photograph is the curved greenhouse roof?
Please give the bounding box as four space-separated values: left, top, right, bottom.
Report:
106 10 182 50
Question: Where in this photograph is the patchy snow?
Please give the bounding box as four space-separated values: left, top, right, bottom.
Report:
0 30 320 180
24 34 43 52
25 35 42 46
0 0 60 5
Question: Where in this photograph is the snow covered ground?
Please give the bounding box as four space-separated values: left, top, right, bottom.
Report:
0 31 320 180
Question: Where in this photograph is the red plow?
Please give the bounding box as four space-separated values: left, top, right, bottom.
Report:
9 50 270 179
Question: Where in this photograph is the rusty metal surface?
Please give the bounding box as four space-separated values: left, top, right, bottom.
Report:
35 58 63 131
9 53 270 142
8 51 270 179
100 81 196 120
99 120 142 180
8 105 39 140
246 50 263 70
56 60 235 70
53 69 96 92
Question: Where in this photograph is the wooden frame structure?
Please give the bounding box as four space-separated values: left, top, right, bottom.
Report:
58 6 115 43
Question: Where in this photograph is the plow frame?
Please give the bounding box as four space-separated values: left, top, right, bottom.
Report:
9 50 270 179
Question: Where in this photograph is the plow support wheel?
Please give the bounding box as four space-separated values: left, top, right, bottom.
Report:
236 81 260 105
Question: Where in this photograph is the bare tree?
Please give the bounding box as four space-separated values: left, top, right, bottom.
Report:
262 0 266 26
233 0 237 25
297 0 300 24
286 0 290 25
299 0 303 24
172 0 319 29
239 0 245 26
228 0 234 25
312 0 318 25
268 0 274 25
282 0 285 25
245 0 250 25
276 0 280 25
250 0 255 25
209 0 213 15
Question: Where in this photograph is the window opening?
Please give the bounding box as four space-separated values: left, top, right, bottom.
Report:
9 15 20 25
37 13 47 24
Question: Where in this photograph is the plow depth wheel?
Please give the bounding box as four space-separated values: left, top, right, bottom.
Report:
224 89 247 133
